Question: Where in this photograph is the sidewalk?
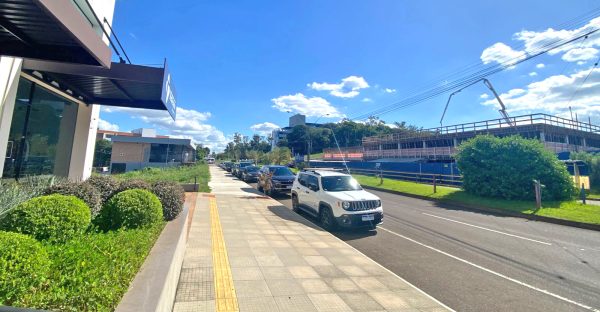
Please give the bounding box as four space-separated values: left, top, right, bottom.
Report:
173 166 451 312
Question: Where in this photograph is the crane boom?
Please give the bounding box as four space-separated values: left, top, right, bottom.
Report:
439 78 515 127
482 79 515 126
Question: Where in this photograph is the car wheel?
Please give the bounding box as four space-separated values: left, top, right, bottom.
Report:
319 206 337 231
292 195 300 212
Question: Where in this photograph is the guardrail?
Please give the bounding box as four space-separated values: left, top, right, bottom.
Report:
350 168 463 187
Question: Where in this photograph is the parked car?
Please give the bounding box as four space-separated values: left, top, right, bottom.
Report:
257 165 296 195
233 162 253 178
223 162 233 172
291 169 383 230
220 161 231 170
241 166 260 182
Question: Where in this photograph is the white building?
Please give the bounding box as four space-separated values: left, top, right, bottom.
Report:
0 0 177 181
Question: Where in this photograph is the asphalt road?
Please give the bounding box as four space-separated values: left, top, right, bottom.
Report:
243 179 600 312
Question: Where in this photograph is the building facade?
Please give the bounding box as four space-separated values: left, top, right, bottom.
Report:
0 0 177 181
109 129 195 173
323 114 600 161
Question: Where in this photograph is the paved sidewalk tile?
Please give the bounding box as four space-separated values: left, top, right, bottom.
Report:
173 166 451 312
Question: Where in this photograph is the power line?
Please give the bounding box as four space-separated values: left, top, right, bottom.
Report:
347 7 600 121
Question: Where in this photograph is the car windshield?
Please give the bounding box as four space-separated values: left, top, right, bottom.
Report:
240 163 252 167
246 166 258 172
271 167 294 176
321 176 362 191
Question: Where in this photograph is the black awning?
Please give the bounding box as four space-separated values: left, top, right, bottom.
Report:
22 59 177 120
0 0 111 67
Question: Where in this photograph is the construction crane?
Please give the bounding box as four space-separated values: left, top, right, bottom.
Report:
439 78 515 127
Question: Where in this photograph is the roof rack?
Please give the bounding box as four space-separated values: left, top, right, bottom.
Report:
301 168 349 175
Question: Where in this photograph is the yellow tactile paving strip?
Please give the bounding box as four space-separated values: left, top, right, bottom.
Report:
209 197 239 312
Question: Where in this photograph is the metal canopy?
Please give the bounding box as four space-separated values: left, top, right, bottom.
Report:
22 59 177 120
0 0 111 67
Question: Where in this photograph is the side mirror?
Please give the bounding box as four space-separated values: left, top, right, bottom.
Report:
308 183 319 192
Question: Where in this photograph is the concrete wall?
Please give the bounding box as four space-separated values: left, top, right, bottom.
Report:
0 57 23 178
68 104 100 181
111 142 150 163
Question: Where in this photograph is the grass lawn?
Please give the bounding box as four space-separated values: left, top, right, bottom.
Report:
114 163 210 192
354 174 600 225
309 152 323 159
10 223 165 311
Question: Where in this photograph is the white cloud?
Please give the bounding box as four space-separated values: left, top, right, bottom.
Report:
384 88 396 93
361 98 373 103
250 122 280 136
529 71 538 77
479 93 490 99
308 76 369 98
536 63 545 69
101 106 229 152
480 17 600 67
271 93 343 117
561 47 599 62
480 42 526 66
481 66 600 119
97 118 119 131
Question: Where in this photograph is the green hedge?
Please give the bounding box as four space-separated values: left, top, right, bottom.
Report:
96 189 163 231
44 182 102 217
0 194 91 243
152 181 185 221
456 135 575 200
84 175 120 206
0 231 51 306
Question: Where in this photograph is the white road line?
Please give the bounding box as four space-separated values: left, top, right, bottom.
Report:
379 226 600 312
422 212 552 246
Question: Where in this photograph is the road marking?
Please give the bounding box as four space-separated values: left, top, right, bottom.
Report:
422 212 552 246
379 226 600 312
210 197 239 312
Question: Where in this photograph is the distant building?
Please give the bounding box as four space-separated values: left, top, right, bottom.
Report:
271 114 323 150
108 129 195 173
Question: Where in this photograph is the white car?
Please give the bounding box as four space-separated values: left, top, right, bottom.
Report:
291 169 383 230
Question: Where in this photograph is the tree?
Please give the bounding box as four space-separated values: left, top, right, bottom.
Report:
195 145 210 161
456 135 575 200
93 139 112 167
269 147 292 165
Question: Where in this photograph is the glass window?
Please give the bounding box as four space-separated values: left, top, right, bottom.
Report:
3 78 78 179
307 175 319 190
149 144 168 163
321 176 362 192
272 167 294 176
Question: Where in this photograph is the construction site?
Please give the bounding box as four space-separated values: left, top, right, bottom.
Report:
323 113 600 161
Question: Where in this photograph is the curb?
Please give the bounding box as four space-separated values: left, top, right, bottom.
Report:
115 194 194 312
362 185 600 232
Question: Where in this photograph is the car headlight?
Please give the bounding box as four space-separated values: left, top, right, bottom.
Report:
342 201 351 210
377 200 381 207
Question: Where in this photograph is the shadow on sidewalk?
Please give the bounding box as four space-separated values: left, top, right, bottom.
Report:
268 205 325 231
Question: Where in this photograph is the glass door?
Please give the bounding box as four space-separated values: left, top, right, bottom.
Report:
2 78 79 179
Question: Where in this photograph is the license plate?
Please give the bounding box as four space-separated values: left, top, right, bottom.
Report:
361 214 375 221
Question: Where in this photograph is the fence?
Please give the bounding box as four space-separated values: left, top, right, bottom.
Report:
349 168 463 187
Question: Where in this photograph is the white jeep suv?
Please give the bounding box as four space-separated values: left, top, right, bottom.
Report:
291 169 383 230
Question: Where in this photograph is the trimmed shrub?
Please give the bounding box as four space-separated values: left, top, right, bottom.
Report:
0 194 91 243
0 231 50 305
44 181 102 217
456 135 576 200
84 175 120 205
116 179 151 193
152 181 185 221
97 189 163 230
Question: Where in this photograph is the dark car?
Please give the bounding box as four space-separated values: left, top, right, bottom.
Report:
234 162 253 178
241 166 260 182
257 165 296 195
224 162 233 172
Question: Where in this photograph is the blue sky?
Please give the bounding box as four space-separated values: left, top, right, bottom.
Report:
99 0 600 151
